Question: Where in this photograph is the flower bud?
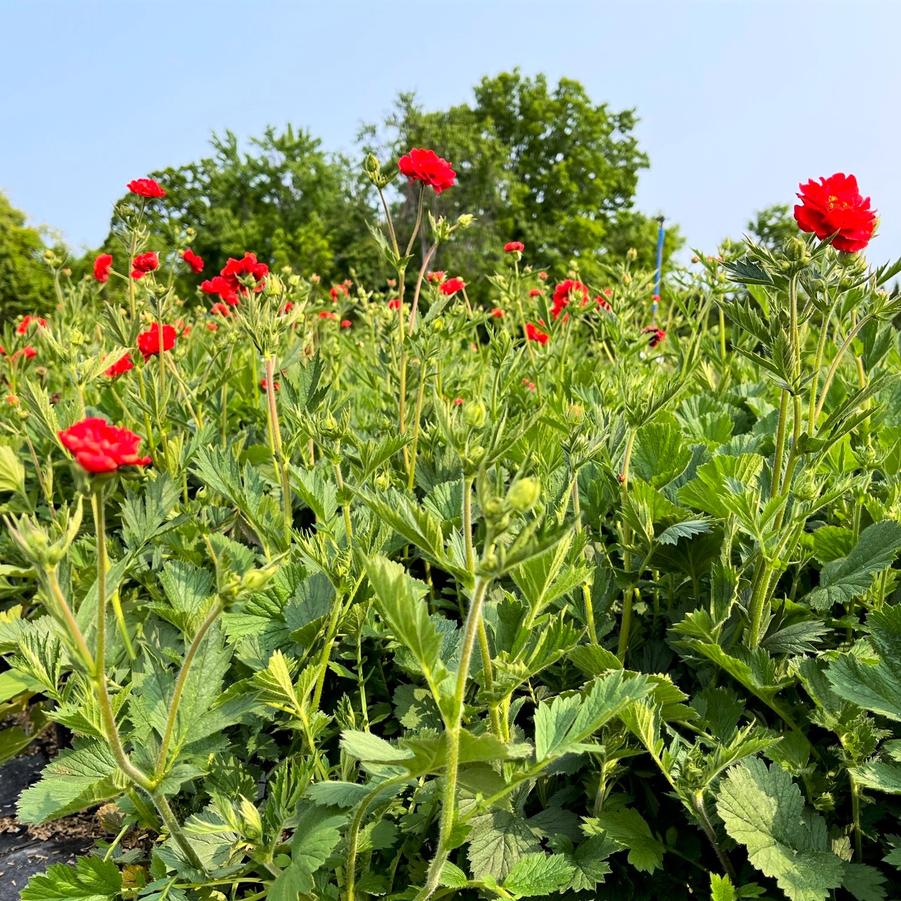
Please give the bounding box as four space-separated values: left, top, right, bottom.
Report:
626 247 638 261
363 153 381 177
464 401 487 428
456 214 475 230
622 273 632 286
566 403 585 424
507 477 540 512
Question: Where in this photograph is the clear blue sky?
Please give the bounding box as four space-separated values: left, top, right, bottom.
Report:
3 0 899 263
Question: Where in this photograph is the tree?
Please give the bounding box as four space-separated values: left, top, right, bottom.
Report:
0 193 55 320
746 203 797 250
100 126 378 294
361 70 682 283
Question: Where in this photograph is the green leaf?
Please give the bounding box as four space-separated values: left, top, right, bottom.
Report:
827 605 901 721
851 760 901 794
566 834 617 891
710 873 737 901
632 416 692 487
534 670 651 761
467 809 541 881
18 740 119 824
804 521 901 610
503 852 576 897
365 555 449 707
340 729 414 763
0 444 26 495
587 807 664 873
270 802 346 900
715 759 844 901
842 862 887 901
21 857 122 901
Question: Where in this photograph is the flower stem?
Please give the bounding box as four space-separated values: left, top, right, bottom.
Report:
264 356 292 543
154 599 225 780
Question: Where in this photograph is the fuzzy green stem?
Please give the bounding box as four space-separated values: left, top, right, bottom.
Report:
154 599 225 780
264 356 292 543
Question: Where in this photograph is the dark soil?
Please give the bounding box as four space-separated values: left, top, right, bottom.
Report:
0 730 98 900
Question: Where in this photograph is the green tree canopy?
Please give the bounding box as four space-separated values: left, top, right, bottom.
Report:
746 203 797 250
0 192 55 320
362 70 681 281
102 126 377 292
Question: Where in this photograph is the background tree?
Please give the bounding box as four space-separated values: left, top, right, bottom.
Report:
745 203 797 250
361 70 682 285
0 193 56 319
100 126 378 295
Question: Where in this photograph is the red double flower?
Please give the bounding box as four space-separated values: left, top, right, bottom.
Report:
794 173 876 253
58 417 151 474
127 178 166 199
398 148 456 194
131 252 159 280
526 323 549 345
551 279 589 320
16 315 47 334
137 324 177 359
201 252 268 305
439 277 466 296
504 241 525 253
181 248 204 274
93 253 113 283
105 353 134 378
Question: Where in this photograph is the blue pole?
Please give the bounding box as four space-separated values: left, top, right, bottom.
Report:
654 216 665 300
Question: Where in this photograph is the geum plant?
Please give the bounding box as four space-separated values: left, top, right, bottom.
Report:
0 154 899 901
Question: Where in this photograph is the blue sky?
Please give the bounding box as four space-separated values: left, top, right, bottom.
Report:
3 0 898 263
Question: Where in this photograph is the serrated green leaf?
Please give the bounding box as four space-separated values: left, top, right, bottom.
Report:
21 857 121 901
805 521 901 610
716 759 844 901
588 807 664 873
17 740 119 824
503 852 576 896
468 809 541 881
534 670 651 761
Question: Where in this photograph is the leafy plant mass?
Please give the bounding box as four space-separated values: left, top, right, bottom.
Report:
0 148 899 901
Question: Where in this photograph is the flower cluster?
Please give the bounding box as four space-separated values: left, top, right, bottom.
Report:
201 252 269 306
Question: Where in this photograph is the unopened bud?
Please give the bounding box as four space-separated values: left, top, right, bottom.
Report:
507 477 540 512
464 401 487 428
626 248 638 261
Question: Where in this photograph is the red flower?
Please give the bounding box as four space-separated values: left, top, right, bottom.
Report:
12 346 37 361
340 319 352 329
105 353 134 378
538 271 548 281
491 307 504 318
319 310 336 320
210 302 232 317
181 248 204 274
453 397 464 406
137 324 177 359
427 271 446 284
201 275 239 305
397 148 456 194
127 178 166 199
504 241 525 253
58 417 151 474
202 252 268 304
595 294 612 312
281 301 294 315
522 378 536 393
222 252 268 290
794 173 876 253
528 288 543 298
526 323 549 345
93 253 113 283
552 279 589 320
643 326 666 348
440 277 466 296
131 252 159 280
16 315 47 334
388 298 402 311
260 378 280 393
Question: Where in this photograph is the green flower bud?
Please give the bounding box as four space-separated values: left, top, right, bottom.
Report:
507 477 540 512
626 247 638 261
464 400 487 428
